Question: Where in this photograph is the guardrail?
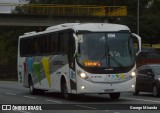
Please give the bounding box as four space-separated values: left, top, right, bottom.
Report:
0 3 127 17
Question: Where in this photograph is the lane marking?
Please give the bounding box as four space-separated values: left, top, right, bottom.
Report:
121 97 160 104
76 105 97 110
46 99 62 103
5 93 16 96
23 96 36 99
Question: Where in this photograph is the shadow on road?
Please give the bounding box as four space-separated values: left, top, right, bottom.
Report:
25 91 131 103
134 93 156 98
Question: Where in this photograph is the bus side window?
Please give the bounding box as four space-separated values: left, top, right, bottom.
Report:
59 31 69 54
50 33 58 54
59 32 64 53
20 38 31 56
33 37 40 55
40 34 50 54
20 39 24 56
27 38 33 55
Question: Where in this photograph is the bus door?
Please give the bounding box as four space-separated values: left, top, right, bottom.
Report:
68 35 77 93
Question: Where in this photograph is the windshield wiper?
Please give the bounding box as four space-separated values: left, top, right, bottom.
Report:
99 41 124 68
105 34 124 67
108 52 124 67
99 49 124 67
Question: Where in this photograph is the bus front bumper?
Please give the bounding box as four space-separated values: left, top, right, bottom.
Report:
76 77 135 94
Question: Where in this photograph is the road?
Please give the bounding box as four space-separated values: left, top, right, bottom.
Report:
0 81 160 113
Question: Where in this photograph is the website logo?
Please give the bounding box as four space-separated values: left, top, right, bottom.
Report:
2 105 11 110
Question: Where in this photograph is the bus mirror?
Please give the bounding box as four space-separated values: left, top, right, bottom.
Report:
74 43 81 58
78 43 81 54
74 52 80 58
131 33 141 56
75 53 80 57
78 35 83 42
73 34 79 41
73 33 79 55
73 33 83 42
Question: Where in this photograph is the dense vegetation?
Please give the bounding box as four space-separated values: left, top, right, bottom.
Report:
0 0 160 66
0 26 45 65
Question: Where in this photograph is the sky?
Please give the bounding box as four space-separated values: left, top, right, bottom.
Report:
0 0 21 13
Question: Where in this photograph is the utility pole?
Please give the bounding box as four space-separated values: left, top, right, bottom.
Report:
137 0 139 35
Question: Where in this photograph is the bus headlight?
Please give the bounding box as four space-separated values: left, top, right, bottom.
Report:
131 71 136 77
80 72 87 79
77 70 91 81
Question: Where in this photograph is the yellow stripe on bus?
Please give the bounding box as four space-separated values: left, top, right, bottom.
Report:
42 57 51 88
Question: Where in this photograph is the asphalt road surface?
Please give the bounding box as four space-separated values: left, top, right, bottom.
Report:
0 81 160 113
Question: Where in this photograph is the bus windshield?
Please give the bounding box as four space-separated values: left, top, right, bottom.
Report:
77 32 135 68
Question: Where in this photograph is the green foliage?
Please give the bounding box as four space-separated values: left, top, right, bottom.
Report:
112 0 160 45
0 26 45 65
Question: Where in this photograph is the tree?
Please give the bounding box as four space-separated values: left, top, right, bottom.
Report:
112 0 160 45
139 0 160 45
0 26 44 65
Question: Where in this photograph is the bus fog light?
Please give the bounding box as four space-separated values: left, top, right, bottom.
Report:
81 86 85 90
132 85 135 88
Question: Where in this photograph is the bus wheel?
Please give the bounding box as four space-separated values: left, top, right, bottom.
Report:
61 80 71 100
28 77 37 95
109 93 120 100
153 85 160 97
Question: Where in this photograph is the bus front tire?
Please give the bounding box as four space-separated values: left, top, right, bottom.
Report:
61 80 71 100
109 93 120 100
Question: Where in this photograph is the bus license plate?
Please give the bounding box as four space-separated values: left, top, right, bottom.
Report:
104 89 114 93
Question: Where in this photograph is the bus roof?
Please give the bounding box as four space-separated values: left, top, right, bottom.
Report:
46 23 130 32
20 23 130 38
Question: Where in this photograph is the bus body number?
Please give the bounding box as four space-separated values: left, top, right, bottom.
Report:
108 34 115 38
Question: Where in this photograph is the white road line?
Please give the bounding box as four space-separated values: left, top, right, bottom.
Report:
46 99 62 103
121 97 160 104
23 96 36 99
114 112 120 113
76 105 97 110
5 93 16 96
14 110 31 113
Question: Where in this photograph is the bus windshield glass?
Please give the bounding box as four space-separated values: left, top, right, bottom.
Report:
77 32 135 68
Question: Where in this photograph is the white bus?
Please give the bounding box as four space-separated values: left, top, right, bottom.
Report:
18 23 141 99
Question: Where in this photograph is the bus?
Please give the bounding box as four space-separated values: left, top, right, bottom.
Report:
18 23 141 100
